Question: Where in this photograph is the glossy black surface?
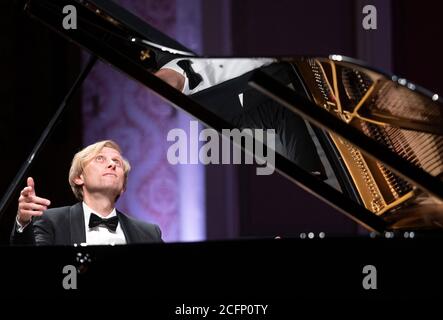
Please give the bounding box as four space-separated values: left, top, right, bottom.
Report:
17 0 443 234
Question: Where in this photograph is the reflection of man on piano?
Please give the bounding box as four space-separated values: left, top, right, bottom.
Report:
10 140 163 246
156 58 326 178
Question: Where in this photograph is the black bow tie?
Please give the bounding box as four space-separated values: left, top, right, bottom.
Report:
88 213 119 232
177 59 203 90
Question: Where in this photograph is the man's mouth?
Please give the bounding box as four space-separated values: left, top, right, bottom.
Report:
103 173 117 177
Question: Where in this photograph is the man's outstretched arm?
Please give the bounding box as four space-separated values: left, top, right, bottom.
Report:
10 177 53 245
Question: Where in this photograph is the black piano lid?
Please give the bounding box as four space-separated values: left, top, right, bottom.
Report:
26 0 195 56
21 0 443 233
85 0 193 54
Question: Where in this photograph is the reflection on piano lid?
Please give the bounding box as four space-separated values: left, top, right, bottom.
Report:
255 57 443 230
23 0 443 233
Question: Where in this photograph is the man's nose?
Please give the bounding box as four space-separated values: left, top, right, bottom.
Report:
107 159 117 169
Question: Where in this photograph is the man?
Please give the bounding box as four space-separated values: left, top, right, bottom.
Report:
156 58 327 178
156 58 276 95
10 140 163 245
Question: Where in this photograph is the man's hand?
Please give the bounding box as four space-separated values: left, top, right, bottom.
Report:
155 68 185 92
17 177 51 226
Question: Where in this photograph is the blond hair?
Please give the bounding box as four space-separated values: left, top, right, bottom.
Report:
68 140 131 201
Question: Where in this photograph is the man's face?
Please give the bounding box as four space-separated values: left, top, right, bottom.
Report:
74 147 126 200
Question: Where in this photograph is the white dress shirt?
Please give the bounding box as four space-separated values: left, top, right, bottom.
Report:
161 58 276 95
82 202 127 246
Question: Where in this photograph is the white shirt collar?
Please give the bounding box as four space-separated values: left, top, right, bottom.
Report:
82 201 117 227
81 202 126 245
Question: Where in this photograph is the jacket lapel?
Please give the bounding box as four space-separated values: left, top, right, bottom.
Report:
69 202 86 245
117 211 138 244
67 204 141 245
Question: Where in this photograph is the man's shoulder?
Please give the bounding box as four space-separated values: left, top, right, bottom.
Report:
42 204 79 221
117 211 162 242
118 211 159 230
44 205 72 214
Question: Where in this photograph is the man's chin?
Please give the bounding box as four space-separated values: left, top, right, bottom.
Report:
94 184 124 198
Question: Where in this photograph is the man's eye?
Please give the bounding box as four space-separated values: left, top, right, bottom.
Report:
114 160 122 167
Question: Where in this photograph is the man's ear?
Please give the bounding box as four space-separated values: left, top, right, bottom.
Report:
73 174 84 186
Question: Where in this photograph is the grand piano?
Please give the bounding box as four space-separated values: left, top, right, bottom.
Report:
1 0 443 301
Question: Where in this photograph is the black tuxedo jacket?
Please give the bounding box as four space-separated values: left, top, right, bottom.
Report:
10 202 163 245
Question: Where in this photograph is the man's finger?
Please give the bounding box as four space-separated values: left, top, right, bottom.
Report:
28 196 51 206
27 177 35 196
20 203 48 212
20 186 33 197
20 210 43 217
